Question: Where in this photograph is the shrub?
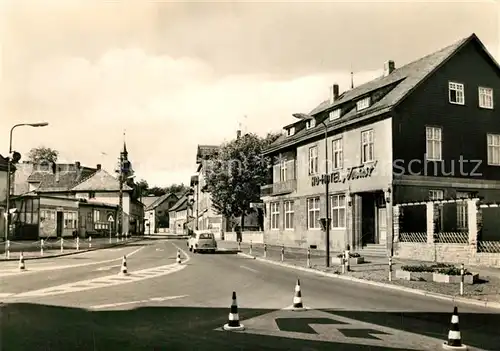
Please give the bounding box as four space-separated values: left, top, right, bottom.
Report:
436 267 471 276
401 264 434 273
431 263 454 269
336 252 361 258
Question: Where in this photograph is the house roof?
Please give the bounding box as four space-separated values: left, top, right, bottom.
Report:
32 165 98 193
142 196 160 209
0 154 16 172
196 145 219 163
168 195 188 212
145 192 178 210
71 169 133 192
266 33 493 155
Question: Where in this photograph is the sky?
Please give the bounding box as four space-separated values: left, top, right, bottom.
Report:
1 0 499 187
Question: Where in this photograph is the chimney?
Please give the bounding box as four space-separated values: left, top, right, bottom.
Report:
383 60 395 77
329 84 339 104
96 164 101 170
75 161 81 169
236 130 241 139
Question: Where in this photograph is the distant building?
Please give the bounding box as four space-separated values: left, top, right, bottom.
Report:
144 193 179 234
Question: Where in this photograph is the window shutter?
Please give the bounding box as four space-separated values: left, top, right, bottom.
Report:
286 160 295 180
273 164 280 183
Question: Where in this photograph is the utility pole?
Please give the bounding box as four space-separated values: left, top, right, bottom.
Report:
118 154 124 238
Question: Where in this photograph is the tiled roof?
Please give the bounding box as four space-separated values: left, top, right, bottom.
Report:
267 33 488 154
196 145 219 163
33 166 97 193
142 196 160 209
145 193 178 210
168 195 188 212
71 169 133 192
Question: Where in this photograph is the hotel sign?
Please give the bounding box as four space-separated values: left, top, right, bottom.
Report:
311 161 378 187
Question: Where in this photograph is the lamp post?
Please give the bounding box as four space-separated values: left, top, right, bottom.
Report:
5 122 49 241
293 113 331 267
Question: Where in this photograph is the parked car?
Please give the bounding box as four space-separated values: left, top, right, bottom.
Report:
187 231 217 253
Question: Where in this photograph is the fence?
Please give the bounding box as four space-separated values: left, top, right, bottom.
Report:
394 198 500 267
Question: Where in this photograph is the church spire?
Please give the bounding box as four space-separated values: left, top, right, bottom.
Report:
121 130 128 157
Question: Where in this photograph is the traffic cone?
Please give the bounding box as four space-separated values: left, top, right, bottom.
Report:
176 250 182 264
119 255 128 275
291 279 306 311
443 306 467 350
223 291 245 331
19 252 26 270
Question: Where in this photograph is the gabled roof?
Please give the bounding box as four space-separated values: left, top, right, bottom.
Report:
196 145 219 163
32 165 97 193
168 195 188 212
266 33 494 154
142 196 160 209
145 192 178 210
0 154 15 172
71 169 133 192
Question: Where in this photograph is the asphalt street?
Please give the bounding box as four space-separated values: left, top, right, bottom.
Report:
1 238 499 350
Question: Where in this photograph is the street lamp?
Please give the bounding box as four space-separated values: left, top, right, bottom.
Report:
293 113 331 267
5 122 49 241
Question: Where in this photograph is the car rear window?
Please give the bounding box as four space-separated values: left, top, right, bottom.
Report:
199 233 214 239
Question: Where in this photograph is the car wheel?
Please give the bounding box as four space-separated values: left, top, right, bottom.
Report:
211 249 216 254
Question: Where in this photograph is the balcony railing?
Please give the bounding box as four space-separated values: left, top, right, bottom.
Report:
260 179 297 197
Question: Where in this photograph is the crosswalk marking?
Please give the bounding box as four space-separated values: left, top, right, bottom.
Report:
10 263 186 299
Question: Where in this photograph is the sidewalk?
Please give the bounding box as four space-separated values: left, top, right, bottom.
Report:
1 237 139 261
220 241 500 305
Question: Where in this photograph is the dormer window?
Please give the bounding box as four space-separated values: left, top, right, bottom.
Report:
356 97 371 111
329 109 341 121
286 127 295 136
305 119 316 130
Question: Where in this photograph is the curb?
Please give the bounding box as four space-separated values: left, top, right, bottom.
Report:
237 252 500 310
0 238 143 262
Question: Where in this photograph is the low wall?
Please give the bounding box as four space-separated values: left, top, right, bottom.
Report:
224 231 264 244
395 242 500 267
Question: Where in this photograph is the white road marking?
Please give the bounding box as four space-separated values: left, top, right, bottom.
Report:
95 265 121 272
0 293 14 298
0 246 145 277
90 295 189 309
7 245 192 299
156 248 163 251
240 265 259 273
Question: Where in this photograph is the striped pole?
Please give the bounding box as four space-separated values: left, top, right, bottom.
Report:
460 263 464 296
222 291 245 331
60 238 64 253
40 239 44 256
443 306 467 350
281 245 284 262
19 252 25 270
76 237 80 251
249 240 252 255
389 256 393 282
306 248 311 268
5 240 10 259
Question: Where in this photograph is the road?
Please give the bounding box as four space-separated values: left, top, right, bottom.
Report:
1 239 499 350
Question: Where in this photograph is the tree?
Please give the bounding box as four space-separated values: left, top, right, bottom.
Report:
148 186 168 197
164 183 189 195
204 132 279 229
27 147 59 164
136 179 149 196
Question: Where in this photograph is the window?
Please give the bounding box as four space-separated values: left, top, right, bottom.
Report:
284 201 294 230
332 138 343 169
270 202 280 230
329 109 341 121
307 197 320 230
361 130 374 163
93 209 100 222
280 158 287 182
449 82 464 105
487 133 500 165
286 127 295 136
331 194 346 228
478 87 493 109
356 97 370 111
308 146 318 175
456 192 470 230
426 126 442 161
305 119 316 130
429 190 444 200
88 191 96 199
64 212 77 229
